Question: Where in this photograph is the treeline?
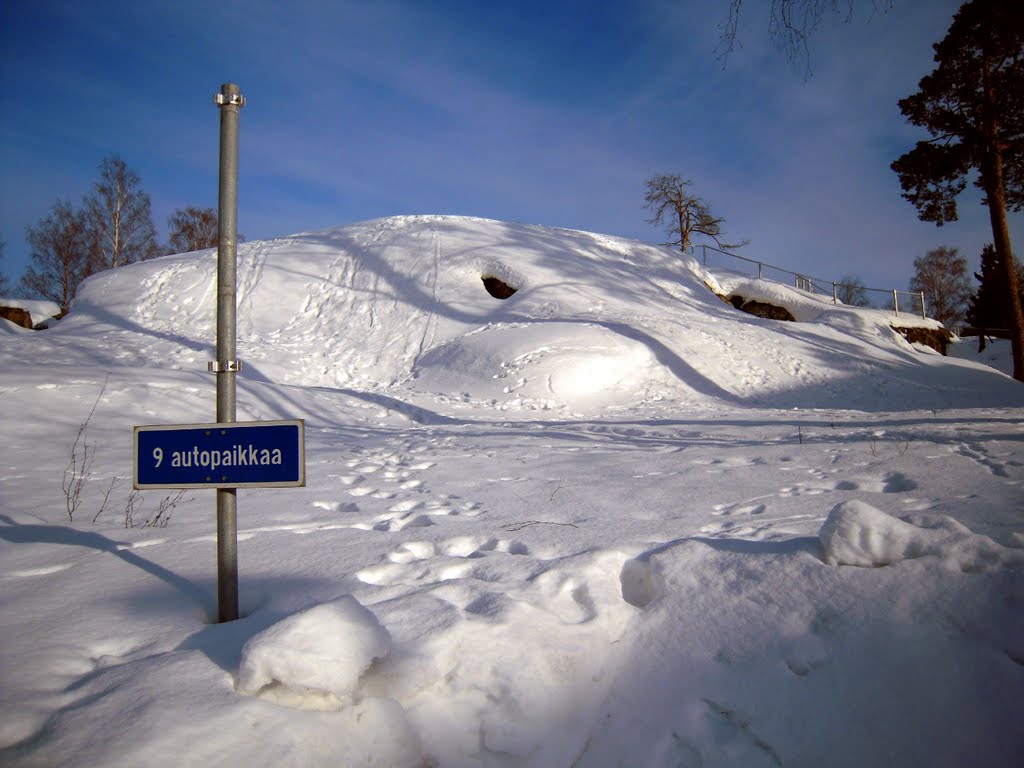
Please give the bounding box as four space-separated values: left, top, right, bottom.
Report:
12 155 232 315
907 245 1024 332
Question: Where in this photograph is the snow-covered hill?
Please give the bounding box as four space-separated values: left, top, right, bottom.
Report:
29 214 1023 413
1 216 1022 767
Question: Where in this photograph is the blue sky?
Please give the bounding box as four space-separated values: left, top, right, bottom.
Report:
1 0 1019 296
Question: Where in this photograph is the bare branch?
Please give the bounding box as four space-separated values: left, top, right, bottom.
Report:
718 1 890 75
63 377 108 520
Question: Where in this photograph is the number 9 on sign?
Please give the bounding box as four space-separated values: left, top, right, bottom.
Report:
153 447 163 468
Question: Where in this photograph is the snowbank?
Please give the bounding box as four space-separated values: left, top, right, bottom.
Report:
238 595 391 703
819 500 1020 571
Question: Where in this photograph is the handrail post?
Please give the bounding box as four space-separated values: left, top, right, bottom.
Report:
893 289 899 317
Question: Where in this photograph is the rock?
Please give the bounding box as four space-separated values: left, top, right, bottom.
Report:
892 325 953 355
728 296 795 322
0 306 34 329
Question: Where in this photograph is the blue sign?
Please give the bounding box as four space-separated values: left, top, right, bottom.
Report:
134 420 305 489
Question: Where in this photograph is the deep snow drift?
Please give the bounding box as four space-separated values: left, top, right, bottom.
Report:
1 215 1022 767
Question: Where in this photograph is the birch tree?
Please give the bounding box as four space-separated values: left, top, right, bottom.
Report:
84 155 159 273
909 246 973 329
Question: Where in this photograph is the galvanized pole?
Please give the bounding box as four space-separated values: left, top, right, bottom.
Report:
213 82 244 623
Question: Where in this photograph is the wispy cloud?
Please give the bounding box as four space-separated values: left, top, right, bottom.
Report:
1 0 1018 290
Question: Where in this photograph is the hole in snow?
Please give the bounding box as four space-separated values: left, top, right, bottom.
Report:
482 275 517 300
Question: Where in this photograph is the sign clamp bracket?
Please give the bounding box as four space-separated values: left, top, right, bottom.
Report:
208 360 242 372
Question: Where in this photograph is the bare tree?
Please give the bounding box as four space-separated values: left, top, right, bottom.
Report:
166 206 243 254
19 199 92 315
644 174 745 253
167 206 219 253
836 274 871 307
909 246 973 329
84 155 159 273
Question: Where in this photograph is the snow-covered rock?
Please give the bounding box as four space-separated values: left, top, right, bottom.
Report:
0 298 61 328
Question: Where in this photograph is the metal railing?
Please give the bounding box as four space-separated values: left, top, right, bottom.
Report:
700 245 927 320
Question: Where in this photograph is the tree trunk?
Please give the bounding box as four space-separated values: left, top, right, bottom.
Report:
982 54 1024 382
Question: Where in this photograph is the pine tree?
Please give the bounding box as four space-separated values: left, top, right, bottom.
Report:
968 244 1024 329
891 0 1024 380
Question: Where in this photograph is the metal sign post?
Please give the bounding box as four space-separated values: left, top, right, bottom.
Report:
213 82 245 623
132 83 306 625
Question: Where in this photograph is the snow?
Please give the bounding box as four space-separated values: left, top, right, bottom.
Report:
238 595 392 703
819 499 1021 569
1 214 1022 767
950 336 1015 377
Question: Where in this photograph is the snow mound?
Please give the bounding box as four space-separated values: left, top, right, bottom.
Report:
819 500 1017 571
238 596 391 703
35 213 1019 415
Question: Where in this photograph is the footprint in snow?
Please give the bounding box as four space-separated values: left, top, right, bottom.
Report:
356 535 531 586
311 500 359 513
830 472 918 494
